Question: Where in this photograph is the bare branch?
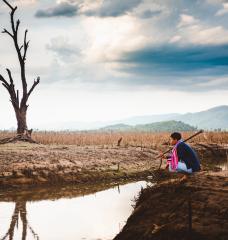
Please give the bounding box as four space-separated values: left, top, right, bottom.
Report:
2 28 13 38
27 77 40 98
4 69 19 109
16 19 20 33
6 68 14 85
2 83 9 90
2 0 15 11
24 29 28 45
23 30 29 60
0 74 10 87
10 8 17 35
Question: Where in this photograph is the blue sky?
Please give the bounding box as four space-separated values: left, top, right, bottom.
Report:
0 0 228 129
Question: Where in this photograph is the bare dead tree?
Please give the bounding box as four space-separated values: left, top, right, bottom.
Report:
0 0 40 142
0 201 39 240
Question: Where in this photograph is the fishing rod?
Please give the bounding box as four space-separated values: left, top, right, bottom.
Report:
157 129 204 170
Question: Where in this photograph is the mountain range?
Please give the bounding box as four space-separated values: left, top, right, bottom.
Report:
118 105 228 130
34 105 228 131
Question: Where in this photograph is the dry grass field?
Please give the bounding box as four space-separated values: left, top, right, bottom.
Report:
1 130 228 146
0 130 227 187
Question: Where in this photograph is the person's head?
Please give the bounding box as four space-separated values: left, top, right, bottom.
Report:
170 132 182 145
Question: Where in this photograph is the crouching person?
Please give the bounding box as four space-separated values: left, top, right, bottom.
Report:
166 132 201 173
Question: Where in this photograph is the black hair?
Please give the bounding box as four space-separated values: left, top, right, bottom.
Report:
170 132 182 140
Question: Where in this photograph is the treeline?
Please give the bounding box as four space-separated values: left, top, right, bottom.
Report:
100 120 197 132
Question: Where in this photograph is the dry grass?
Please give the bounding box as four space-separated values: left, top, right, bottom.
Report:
1 130 228 146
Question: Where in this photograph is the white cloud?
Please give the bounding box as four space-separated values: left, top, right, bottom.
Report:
216 3 228 15
169 35 182 43
174 13 228 45
184 24 228 44
177 14 198 28
82 15 151 62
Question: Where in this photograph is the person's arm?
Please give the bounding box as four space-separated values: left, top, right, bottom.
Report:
177 143 186 163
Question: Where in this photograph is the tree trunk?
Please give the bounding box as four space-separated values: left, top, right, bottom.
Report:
15 108 28 135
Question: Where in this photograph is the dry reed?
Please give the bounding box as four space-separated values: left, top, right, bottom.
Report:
0 130 228 146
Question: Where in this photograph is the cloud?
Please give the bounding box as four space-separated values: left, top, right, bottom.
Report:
115 44 228 91
120 44 228 72
12 0 37 6
35 0 143 18
171 13 228 45
9 0 228 93
46 36 81 62
35 2 79 18
169 35 182 43
177 14 198 27
83 0 143 17
137 9 162 19
206 0 228 5
216 3 228 15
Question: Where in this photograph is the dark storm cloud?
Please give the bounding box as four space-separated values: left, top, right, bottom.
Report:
120 44 228 72
116 44 228 91
35 2 79 18
84 0 143 17
35 0 143 18
138 10 162 19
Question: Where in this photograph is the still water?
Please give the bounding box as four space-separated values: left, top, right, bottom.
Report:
0 181 150 240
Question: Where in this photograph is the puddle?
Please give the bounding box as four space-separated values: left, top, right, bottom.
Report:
0 181 152 240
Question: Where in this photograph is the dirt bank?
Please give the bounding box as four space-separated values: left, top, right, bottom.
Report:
0 142 227 189
0 142 159 189
114 169 228 240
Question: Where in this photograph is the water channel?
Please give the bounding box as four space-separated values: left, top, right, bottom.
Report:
0 181 151 240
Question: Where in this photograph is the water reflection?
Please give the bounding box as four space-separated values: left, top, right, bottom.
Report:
0 201 39 240
0 181 150 240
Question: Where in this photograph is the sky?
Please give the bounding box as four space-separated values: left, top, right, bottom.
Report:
0 0 228 129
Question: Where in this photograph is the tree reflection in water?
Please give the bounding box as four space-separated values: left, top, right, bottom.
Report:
0 201 39 240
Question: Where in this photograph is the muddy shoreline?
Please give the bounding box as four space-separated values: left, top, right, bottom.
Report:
114 168 228 240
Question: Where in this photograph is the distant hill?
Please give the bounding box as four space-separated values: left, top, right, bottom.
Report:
117 106 228 130
103 105 228 131
100 120 197 132
120 113 181 125
101 124 133 131
174 105 228 130
135 121 197 132
30 105 228 131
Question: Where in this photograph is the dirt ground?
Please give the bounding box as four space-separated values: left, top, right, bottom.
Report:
0 142 227 188
114 169 228 240
0 142 160 188
0 141 228 239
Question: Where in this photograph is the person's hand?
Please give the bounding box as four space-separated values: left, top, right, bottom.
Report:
156 151 165 159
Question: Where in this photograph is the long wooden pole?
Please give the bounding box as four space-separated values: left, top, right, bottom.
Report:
158 129 204 169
